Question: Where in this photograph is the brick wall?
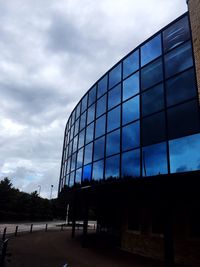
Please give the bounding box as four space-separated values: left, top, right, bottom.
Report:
188 0 200 99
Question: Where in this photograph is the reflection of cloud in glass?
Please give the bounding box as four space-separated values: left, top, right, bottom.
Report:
106 129 120 156
169 133 200 173
105 155 120 179
122 149 140 178
83 164 92 181
93 160 104 181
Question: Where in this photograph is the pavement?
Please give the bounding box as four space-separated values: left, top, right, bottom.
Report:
4 228 168 267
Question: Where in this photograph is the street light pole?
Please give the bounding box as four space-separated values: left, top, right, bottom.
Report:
50 185 53 200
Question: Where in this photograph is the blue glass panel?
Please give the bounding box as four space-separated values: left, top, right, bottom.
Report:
75 168 82 184
69 125 74 141
123 50 139 79
166 68 197 107
69 172 75 187
72 135 78 153
121 149 140 178
81 94 88 113
96 94 107 118
85 122 94 144
98 75 107 98
105 154 120 179
87 103 95 125
142 112 166 146
141 58 163 91
165 41 193 78
83 164 92 182
163 16 190 53
71 110 75 126
75 103 81 120
122 96 140 125
107 106 121 132
92 160 104 181
94 136 105 161
142 83 164 116
88 86 96 106
71 153 77 171
67 158 71 174
106 129 120 156
108 84 121 110
80 111 86 130
74 118 80 136
169 133 200 173
84 142 93 165
78 129 85 149
77 148 83 168
142 142 168 176
95 115 106 138
123 71 139 101
167 100 200 140
141 34 162 66
109 63 122 89
68 140 73 157
122 121 140 151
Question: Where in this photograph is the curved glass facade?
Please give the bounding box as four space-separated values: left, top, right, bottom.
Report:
59 13 200 191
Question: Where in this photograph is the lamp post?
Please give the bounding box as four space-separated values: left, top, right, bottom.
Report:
38 185 41 196
50 185 53 200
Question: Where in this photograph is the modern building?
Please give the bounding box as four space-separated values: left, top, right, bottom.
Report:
59 1 200 266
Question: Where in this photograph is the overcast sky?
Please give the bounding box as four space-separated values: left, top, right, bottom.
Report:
0 0 187 198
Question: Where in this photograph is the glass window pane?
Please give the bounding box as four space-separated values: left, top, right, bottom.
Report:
107 106 121 132
142 83 164 117
165 41 193 78
167 100 200 140
80 111 86 130
75 168 82 184
122 149 140 178
68 140 73 157
95 115 106 138
141 34 162 66
72 136 78 153
122 121 140 151
109 63 121 89
69 172 75 187
166 68 197 107
123 50 139 79
75 103 81 120
94 136 105 161
122 96 140 125
84 142 93 165
163 16 190 53
123 71 139 101
108 84 121 110
86 123 94 144
92 160 104 181
71 153 77 171
88 86 96 106
142 142 168 176
87 103 95 125
81 94 88 113
141 58 163 91
96 95 107 118
71 110 75 126
69 125 74 141
74 118 80 136
67 158 71 174
98 75 107 98
142 112 166 146
78 129 85 148
169 133 200 173
83 164 92 182
106 129 120 156
77 148 83 169
105 154 120 179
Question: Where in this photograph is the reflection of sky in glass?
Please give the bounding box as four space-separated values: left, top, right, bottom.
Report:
123 50 139 79
74 118 79 136
141 58 163 91
85 123 94 144
78 129 85 148
163 16 190 53
165 41 193 78
141 34 162 66
98 75 107 98
75 103 81 120
88 86 96 106
95 115 106 138
80 111 86 130
142 142 168 176
67 157 71 174
87 103 95 125
122 149 140 178
83 164 92 181
123 72 139 101
81 94 88 114
169 133 200 173
69 172 75 186
73 135 78 153
96 94 107 117
93 160 104 181
109 63 121 89
71 153 77 171
122 121 140 151
106 129 120 156
107 106 121 132
108 84 121 110
122 96 139 125
105 154 120 179
84 142 93 165
77 148 83 168
94 136 105 161
75 168 82 184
